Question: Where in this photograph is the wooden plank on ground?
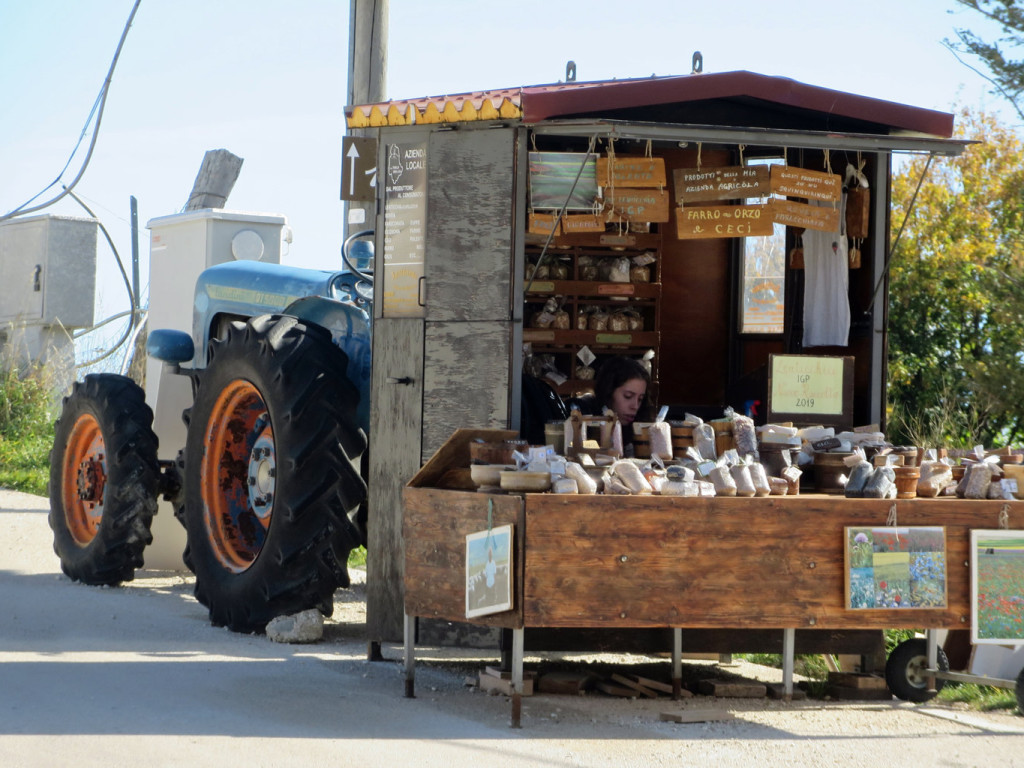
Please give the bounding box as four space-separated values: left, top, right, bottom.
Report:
660 710 735 723
827 672 888 690
610 673 659 698
698 679 767 698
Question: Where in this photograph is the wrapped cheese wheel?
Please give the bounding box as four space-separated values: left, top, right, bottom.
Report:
611 460 652 494
552 477 579 494
708 465 737 496
730 464 756 497
661 480 700 497
748 462 771 497
565 462 598 494
694 423 717 461
649 421 672 460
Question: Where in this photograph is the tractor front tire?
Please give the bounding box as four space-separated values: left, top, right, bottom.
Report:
181 314 366 633
48 374 159 585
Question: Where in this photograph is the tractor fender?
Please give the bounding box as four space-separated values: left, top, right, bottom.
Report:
283 295 372 436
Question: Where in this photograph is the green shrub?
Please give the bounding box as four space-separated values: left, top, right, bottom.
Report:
0 366 55 496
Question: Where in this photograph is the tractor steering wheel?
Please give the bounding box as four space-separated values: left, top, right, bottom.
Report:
342 229 374 284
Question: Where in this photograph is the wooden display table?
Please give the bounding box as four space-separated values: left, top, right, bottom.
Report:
402 430 1023 726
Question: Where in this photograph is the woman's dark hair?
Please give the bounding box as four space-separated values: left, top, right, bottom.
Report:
593 356 651 412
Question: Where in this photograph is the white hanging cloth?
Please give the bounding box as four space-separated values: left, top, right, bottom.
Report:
802 194 850 347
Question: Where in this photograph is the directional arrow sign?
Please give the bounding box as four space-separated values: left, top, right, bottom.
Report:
341 136 377 202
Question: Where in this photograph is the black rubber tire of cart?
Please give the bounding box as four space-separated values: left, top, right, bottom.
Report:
885 637 949 703
48 373 159 585
180 314 367 633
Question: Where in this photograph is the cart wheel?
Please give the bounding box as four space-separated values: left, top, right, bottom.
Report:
885 638 948 703
1016 666 1024 715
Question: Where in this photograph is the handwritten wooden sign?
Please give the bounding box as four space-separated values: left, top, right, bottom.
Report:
603 189 670 223
676 204 774 239
769 165 841 201
562 213 605 233
769 199 840 232
528 212 561 236
597 156 667 188
674 165 770 202
768 354 853 425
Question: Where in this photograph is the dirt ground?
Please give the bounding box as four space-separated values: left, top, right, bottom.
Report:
5 488 1024 767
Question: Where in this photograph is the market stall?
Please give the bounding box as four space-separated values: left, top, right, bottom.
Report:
403 430 1024 726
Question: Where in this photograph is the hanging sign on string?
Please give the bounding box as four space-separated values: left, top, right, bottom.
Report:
676 203 773 239
674 164 771 202
769 165 842 201
769 198 840 232
597 156 667 188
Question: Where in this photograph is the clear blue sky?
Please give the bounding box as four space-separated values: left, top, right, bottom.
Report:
0 0 1011 327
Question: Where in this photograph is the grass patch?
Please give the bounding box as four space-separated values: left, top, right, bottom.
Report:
937 682 1019 712
348 545 367 568
0 365 55 497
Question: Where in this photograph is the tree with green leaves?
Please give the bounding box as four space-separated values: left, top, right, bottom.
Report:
888 107 1024 447
947 0 1024 121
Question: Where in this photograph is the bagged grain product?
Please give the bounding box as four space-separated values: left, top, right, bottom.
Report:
729 463 756 497
649 421 672 460
748 462 771 497
608 257 631 283
733 414 758 458
552 477 579 494
565 462 598 494
768 477 789 495
916 461 953 498
862 466 896 499
694 423 717 460
661 480 700 497
963 461 994 500
844 461 874 498
708 465 737 496
611 460 652 494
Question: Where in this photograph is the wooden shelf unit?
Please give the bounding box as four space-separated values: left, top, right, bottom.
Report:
524 232 663 398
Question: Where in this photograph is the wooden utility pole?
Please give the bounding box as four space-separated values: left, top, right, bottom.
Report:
345 0 387 235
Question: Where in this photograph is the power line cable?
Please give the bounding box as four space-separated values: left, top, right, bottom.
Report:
0 0 142 222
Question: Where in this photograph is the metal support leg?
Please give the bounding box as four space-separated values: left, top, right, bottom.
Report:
403 613 416 699
926 628 938 694
782 628 795 700
672 627 683 699
510 628 524 729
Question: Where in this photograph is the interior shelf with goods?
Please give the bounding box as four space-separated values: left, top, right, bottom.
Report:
523 231 662 399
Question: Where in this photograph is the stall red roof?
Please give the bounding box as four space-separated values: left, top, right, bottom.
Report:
346 70 954 139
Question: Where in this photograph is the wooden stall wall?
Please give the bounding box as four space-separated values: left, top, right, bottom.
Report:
659 147 733 410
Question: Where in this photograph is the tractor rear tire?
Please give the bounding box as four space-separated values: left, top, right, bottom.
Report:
181 314 366 633
48 374 159 585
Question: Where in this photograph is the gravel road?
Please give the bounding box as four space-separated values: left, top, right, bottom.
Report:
3 488 1024 767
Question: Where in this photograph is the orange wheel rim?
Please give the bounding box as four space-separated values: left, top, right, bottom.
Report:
62 413 106 546
200 380 273 573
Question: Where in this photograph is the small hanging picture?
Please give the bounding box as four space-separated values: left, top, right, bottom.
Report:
970 529 1024 644
465 524 514 619
844 526 947 610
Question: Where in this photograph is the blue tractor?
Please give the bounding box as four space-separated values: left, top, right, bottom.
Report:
48 231 376 634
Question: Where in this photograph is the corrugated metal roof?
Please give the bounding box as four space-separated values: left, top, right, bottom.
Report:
345 70 954 138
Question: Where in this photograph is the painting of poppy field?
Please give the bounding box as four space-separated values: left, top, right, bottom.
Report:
845 527 947 610
971 529 1024 644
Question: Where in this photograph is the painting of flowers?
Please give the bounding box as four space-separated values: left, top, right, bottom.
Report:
971 529 1024 644
845 527 947 610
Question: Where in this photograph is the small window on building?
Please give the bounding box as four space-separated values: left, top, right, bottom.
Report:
740 158 786 335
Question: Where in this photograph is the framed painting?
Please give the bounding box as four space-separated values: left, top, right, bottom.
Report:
844 526 947 610
465 524 514 619
971 529 1024 644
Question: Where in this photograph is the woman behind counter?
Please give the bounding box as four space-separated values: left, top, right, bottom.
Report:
569 356 651 454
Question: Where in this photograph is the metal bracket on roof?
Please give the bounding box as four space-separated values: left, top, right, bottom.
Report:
566 61 577 83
